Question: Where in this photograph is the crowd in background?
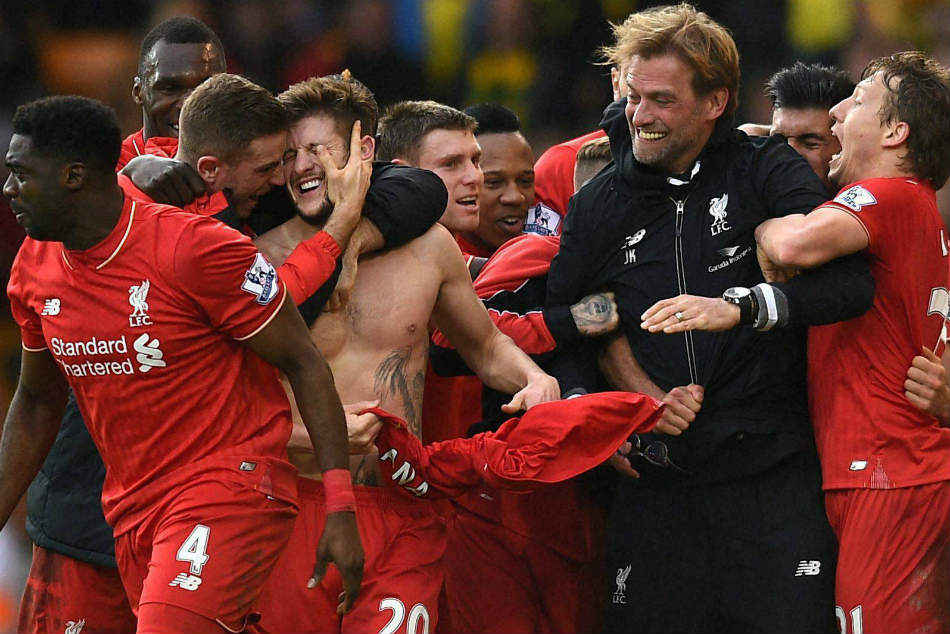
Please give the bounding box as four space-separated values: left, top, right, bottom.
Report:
0 1 947 631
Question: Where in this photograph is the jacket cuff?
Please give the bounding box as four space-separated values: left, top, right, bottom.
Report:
543 305 582 345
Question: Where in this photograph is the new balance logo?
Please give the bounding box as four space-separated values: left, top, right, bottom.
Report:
41 298 61 315
795 560 822 576
133 333 166 373
621 229 646 265
169 573 202 590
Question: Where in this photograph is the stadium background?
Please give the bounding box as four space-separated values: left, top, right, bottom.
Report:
0 1 946 630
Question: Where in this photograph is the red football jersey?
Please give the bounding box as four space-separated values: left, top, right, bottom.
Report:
808 177 950 489
116 128 147 171
533 129 605 218
8 195 295 534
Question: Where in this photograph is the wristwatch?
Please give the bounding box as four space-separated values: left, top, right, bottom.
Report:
722 286 757 326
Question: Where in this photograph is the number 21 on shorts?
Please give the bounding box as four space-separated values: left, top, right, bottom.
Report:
176 524 211 575
836 605 863 634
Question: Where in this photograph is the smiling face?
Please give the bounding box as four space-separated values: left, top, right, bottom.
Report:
624 54 723 174
283 114 349 222
134 40 225 140
828 71 892 189
770 106 840 192
464 131 534 251
213 131 288 219
414 128 483 233
4 134 72 241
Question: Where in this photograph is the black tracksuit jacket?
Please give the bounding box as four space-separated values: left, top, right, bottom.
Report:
547 101 873 477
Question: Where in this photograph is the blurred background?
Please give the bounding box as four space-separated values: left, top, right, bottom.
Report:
0 1 947 630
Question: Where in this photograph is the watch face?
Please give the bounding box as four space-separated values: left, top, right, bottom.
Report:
724 287 751 301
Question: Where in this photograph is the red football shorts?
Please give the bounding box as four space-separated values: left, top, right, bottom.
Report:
114 457 298 633
825 481 949 634
17 545 137 634
251 478 446 634
443 507 603 634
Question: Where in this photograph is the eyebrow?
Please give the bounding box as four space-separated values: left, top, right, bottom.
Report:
256 160 281 173
626 85 676 100
774 131 826 143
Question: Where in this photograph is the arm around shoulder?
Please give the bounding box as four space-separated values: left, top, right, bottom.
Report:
362 162 446 250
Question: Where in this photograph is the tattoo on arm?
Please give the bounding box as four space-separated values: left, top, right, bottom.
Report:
571 292 619 337
373 347 425 437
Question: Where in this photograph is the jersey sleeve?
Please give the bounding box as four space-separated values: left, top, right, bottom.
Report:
7 248 47 351
173 217 288 340
278 230 341 305
534 144 577 216
820 179 903 257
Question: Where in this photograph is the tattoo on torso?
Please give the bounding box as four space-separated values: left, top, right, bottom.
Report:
373 347 425 438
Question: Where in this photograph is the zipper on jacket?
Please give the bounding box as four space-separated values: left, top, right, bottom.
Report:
671 197 699 384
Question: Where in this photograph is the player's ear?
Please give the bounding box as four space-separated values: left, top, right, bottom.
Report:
62 163 86 191
359 135 375 161
390 157 408 166
705 88 729 121
195 156 223 186
132 76 143 106
882 120 910 149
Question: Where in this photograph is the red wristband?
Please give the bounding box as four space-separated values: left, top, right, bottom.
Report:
323 468 356 513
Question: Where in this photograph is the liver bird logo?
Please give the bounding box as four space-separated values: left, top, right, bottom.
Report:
615 564 631 594
129 280 150 317
709 193 729 224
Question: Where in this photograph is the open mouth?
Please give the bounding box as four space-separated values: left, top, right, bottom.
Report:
168 122 179 135
296 176 323 196
457 196 478 213
497 215 525 234
637 129 667 141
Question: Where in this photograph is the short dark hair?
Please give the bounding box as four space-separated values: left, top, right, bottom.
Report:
178 73 287 165
138 16 226 75
12 95 121 171
463 102 521 135
765 62 854 112
278 69 379 138
377 100 475 163
862 51 950 189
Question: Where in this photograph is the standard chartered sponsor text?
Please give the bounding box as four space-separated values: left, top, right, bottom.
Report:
51 335 128 357
50 335 156 377
58 358 136 377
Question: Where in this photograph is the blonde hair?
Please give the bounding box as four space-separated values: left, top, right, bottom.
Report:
600 3 740 119
574 136 612 191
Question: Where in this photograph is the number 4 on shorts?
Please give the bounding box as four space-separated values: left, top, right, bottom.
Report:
176 524 211 576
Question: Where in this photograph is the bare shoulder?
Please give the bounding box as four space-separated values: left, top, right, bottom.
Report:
407 223 464 264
